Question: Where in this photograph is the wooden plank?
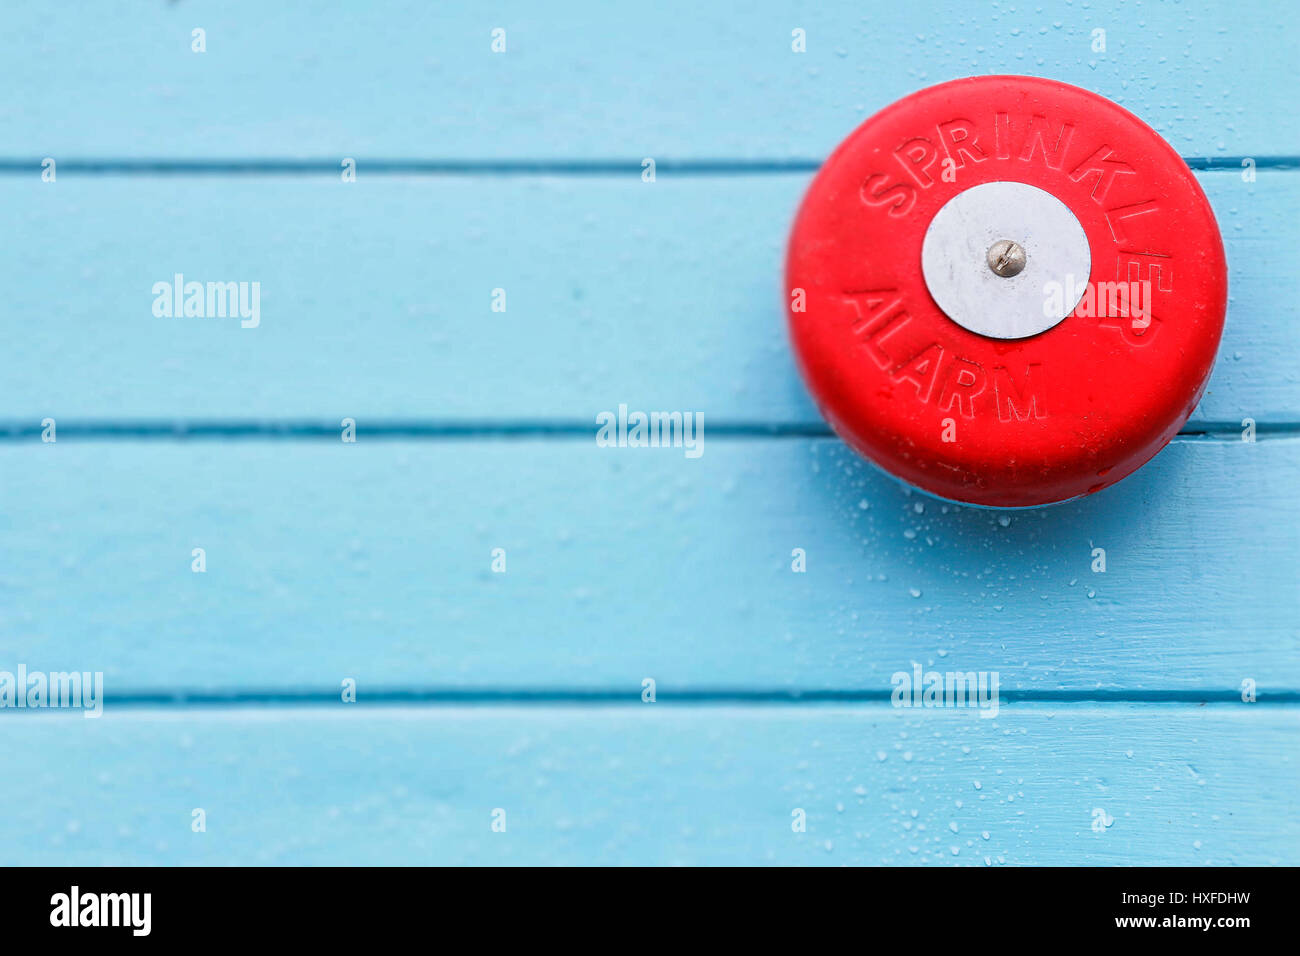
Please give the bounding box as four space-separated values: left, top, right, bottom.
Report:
2 703 1294 865
2 437 1296 693
6 2 1297 160
2 171 1294 424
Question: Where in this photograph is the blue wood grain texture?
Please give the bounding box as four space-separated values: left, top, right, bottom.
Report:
1 0 1297 866
2 704 1294 866
6 1 1298 159
2 438 1298 694
0 172 1295 424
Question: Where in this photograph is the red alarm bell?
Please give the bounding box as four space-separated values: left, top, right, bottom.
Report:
786 75 1227 507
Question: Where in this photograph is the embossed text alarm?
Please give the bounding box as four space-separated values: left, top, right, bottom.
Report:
786 76 1227 507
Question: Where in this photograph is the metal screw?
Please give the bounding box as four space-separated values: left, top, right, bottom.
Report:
986 239 1027 277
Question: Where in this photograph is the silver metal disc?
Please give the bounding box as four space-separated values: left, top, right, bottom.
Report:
920 181 1090 340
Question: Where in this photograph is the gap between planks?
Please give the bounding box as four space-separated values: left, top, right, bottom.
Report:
2 688 1296 712
1 421 1296 442
0 157 1296 176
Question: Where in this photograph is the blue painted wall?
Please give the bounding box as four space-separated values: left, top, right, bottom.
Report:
0 1 1296 865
